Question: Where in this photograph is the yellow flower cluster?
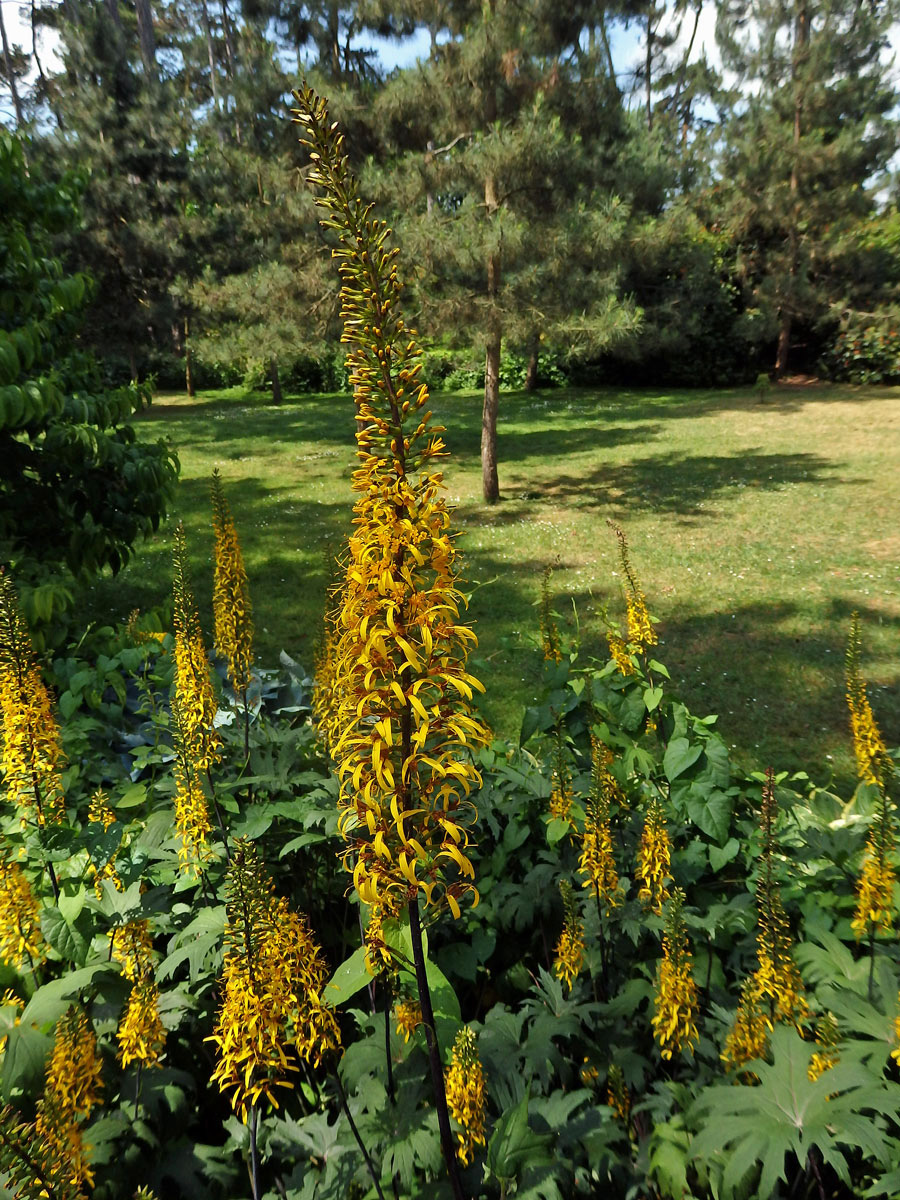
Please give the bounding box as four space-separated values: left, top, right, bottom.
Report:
34 1006 103 1190
851 841 895 940
846 613 891 789
651 890 699 1059
0 989 22 1056
0 859 43 968
607 633 634 677
0 1101 88 1200
172 523 221 772
611 524 657 655
394 997 423 1042
0 570 65 825
548 721 574 825
171 701 212 875
637 798 671 914
579 735 621 914
211 470 254 695
294 87 489 917
110 920 165 1069
553 880 585 991
723 771 808 1069
209 841 340 1122
444 1026 486 1165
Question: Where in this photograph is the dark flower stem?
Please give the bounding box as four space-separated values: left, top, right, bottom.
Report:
334 1069 387 1200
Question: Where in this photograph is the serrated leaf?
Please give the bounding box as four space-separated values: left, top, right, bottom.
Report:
487 1090 554 1183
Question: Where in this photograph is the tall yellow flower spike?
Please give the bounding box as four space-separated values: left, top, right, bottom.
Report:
846 615 896 941
172 523 221 772
553 879 585 991
609 523 657 655
110 919 166 1069
723 770 808 1069
637 798 671 914
171 699 213 875
548 719 574 826
651 889 699 1059
0 570 65 825
293 86 489 917
211 469 254 696
34 1006 104 1191
540 565 562 664
209 840 340 1123
0 858 44 968
444 1027 487 1165
579 734 622 915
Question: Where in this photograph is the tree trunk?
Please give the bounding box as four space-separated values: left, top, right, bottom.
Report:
184 317 195 397
0 4 24 128
481 0 501 505
775 0 809 379
645 10 654 131
200 0 219 106
270 357 283 405
134 0 157 80
524 334 539 391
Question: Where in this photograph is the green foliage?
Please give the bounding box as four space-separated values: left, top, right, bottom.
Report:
0 134 178 640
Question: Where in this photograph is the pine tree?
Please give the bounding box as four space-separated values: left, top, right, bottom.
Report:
716 0 899 376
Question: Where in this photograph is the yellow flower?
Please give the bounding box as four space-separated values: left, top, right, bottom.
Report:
110 919 155 983
211 469 254 694
607 633 633 676
0 1101 88 1198
846 613 891 789
293 87 489 917
395 998 422 1042
444 1027 486 1165
652 890 699 1059
721 975 770 1071
852 838 895 939
610 524 657 655
87 789 115 829
171 700 212 874
580 735 621 914
0 859 43 968
553 880 585 991
43 1007 103 1124
808 1013 840 1081
0 570 65 824
172 522 221 771
209 841 340 1122
118 980 166 1069
637 798 671 914
363 896 398 976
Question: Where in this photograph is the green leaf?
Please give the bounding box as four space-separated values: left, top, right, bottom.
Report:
1 1023 49 1099
20 963 119 1030
545 817 572 847
663 737 703 781
40 906 90 965
709 837 740 872
324 947 372 1007
487 1090 554 1183
643 685 663 712
685 786 733 844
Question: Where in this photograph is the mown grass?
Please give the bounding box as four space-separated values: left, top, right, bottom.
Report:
84 381 900 791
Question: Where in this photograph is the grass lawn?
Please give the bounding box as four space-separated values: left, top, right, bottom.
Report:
84 381 900 791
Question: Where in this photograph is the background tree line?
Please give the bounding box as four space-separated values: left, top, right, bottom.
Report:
1 0 899 496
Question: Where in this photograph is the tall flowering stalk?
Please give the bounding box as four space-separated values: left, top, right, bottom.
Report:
110 920 166 1071
548 718 574 826
0 571 65 850
651 889 699 1059
294 83 489 1200
34 1006 104 1191
172 523 221 773
637 797 671 915
0 858 44 968
444 1027 487 1166
722 769 808 1070
579 734 622 916
209 839 340 1195
211 470 255 755
171 699 213 875
540 565 562 664
846 615 895 955
606 524 657 673
0 1102 86 1200
553 879 585 991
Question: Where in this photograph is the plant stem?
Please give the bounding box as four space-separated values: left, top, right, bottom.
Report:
868 925 876 1002
248 1103 261 1200
384 985 396 1103
334 1070 387 1200
206 766 232 864
408 898 467 1200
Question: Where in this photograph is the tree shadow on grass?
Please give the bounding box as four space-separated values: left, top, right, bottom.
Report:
519 448 852 521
